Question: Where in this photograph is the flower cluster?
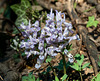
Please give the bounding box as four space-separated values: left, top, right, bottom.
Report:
19 9 80 69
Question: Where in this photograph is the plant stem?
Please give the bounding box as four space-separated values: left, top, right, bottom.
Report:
48 62 59 80
0 18 23 36
79 72 83 81
61 54 66 74
16 49 23 60
48 62 57 76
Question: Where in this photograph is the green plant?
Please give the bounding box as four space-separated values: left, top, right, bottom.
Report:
74 2 77 9
91 72 100 81
86 16 99 27
10 0 31 34
22 72 40 81
70 54 90 81
61 74 68 81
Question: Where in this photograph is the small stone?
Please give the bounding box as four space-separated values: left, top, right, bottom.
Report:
96 4 100 13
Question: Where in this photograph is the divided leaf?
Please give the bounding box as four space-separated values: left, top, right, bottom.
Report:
70 63 79 71
82 63 90 69
10 0 31 26
74 54 84 66
86 16 99 27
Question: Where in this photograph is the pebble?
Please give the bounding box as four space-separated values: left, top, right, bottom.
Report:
96 4 100 13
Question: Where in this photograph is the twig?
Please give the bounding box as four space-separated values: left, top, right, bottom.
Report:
79 72 83 81
0 75 3 80
0 17 23 36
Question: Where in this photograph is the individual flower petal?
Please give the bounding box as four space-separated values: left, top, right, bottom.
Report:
30 50 39 55
20 40 26 48
68 58 74 63
39 55 45 60
47 8 54 20
67 53 73 58
32 21 39 27
35 63 41 69
51 53 58 56
64 49 68 55
64 22 73 29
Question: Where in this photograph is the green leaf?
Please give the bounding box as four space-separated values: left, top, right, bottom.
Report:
86 16 99 27
28 73 32 78
96 73 100 81
66 44 72 50
62 74 68 81
70 63 79 71
46 56 52 63
22 76 28 81
44 43 47 48
74 54 84 66
54 59 63 71
10 0 31 26
12 28 19 34
22 79 27 81
21 52 26 56
28 78 34 81
74 2 77 9
32 75 35 81
21 0 31 9
36 78 40 81
55 76 59 81
97 62 100 67
78 54 84 66
82 63 90 69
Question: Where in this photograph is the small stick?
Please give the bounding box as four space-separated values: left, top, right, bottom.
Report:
0 18 23 36
0 75 3 80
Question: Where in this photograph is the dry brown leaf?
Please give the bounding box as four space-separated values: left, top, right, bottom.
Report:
76 0 84 4
85 67 94 75
55 2 62 7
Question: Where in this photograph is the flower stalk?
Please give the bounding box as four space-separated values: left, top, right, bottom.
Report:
48 62 59 80
79 72 83 81
62 54 67 74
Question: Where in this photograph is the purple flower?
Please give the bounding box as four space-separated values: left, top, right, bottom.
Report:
66 34 80 43
47 8 54 20
20 40 26 48
30 50 39 55
47 46 58 56
25 50 31 58
68 58 74 63
35 58 44 69
39 55 45 60
35 63 41 69
55 10 65 22
32 32 37 39
38 39 44 50
64 49 68 55
32 21 39 27
32 21 41 32
19 9 80 69
67 53 74 63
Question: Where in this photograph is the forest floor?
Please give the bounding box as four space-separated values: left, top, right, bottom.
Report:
0 0 100 81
